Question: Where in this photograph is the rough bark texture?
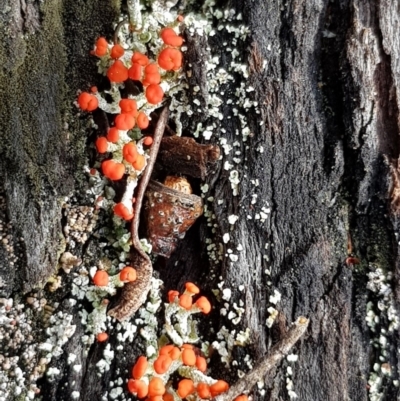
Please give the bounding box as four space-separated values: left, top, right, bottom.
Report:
1 0 400 401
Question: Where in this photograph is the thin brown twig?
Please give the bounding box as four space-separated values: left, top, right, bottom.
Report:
213 316 309 401
113 18 129 44
108 107 169 321
131 107 169 249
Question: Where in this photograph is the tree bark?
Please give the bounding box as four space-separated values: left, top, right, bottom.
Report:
1 1 400 401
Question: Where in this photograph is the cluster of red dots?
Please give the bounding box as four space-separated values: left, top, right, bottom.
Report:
77 25 184 222
126 282 248 401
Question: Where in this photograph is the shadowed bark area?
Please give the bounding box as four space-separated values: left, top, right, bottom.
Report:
1 0 400 401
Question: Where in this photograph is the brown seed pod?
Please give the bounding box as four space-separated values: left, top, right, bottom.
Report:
157 136 220 180
163 175 193 194
143 180 203 257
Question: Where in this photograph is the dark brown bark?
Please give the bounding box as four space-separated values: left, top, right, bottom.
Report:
1 1 400 401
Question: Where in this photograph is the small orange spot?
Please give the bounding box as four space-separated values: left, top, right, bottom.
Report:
119 99 138 115
115 113 135 130
195 355 207 372
110 44 125 59
107 127 119 143
93 270 109 286
181 348 196 366
107 60 129 83
179 294 193 310
158 48 182 71
185 282 200 294
132 154 146 171
132 356 148 380
168 290 179 303
153 354 172 374
102 160 125 180
119 266 137 282
145 84 164 104
96 332 109 342
95 137 108 153
128 379 148 398
160 28 183 47
234 395 249 401
195 296 211 314
94 37 108 57
197 383 211 399
137 113 150 130
210 380 229 397
143 136 153 146
345 257 360 266
132 52 150 66
148 377 165 397
77 92 98 111
177 379 195 399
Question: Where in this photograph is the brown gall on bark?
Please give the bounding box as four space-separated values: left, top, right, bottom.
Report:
157 136 220 180
143 180 203 258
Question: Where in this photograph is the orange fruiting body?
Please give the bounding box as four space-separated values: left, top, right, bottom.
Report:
146 84 164 104
128 63 143 81
93 270 109 286
161 28 183 47
158 48 182 71
181 348 196 366
128 379 148 398
120 266 137 282
137 112 150 130
143 136 153 146
77 92 98 111
168 290 179 303
179 293 193 310
96 332 109 342
160 344 174 355
149 396 164 401
169 346 181 360
142 63 161 86
110 44 125 59
153 354 172 374
163 393 174 401
132 154 146 171
148 377 165 397
113 202 134 220
197 383 211 399
119 99 138 115
195 356 207 372
94 37 108 57
115 113 135 130
234 396 249 401
185 282 200 294
159 344 181 360
132 356 148 380
210 380 229 397
107 127 119 143
132 52 150 66
95 137 108 153
177 379 195 398
195 296 212 314
107 60 128 83
102 160 125 180
123 142 138 163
